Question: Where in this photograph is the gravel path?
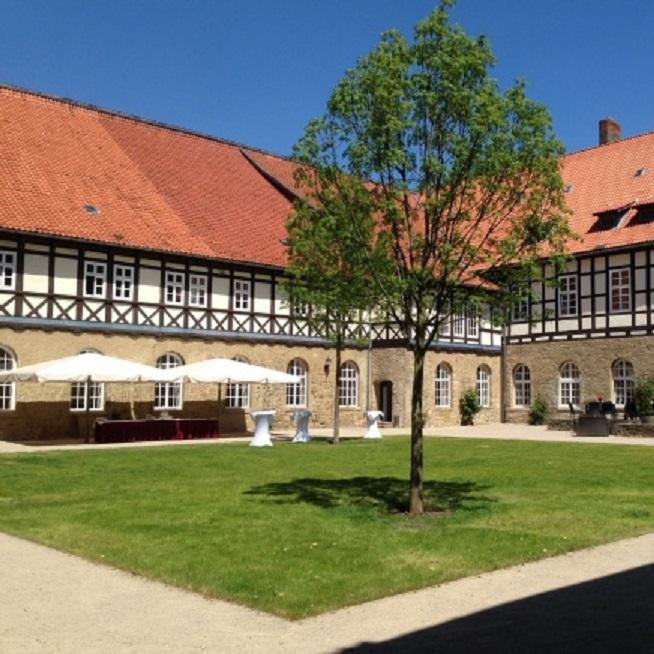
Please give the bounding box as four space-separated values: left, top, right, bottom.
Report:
2 422 654 454
1 531 653 653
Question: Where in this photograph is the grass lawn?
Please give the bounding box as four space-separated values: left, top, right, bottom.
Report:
1 436 653 618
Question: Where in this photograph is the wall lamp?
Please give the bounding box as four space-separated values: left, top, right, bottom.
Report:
324 357 332 376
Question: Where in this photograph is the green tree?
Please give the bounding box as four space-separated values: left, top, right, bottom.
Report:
291 1 570 511
284 169 384 443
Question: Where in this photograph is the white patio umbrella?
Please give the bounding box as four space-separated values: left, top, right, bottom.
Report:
160 357 301 384
0 352 169 383
0 352 170 442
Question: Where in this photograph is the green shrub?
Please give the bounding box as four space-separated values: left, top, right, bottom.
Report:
634 376 654 416
528 396 549 425
459 388 480 426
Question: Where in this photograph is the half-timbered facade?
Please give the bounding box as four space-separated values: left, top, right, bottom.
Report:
505 120 654 421
0 86 502 441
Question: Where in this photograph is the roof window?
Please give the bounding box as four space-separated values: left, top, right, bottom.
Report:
83 204 100 215
564 184 573 193
627 203 654 227
635 168 646 177
589 207 629 232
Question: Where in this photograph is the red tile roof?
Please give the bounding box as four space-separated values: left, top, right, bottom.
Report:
1 85 654 265
0 86 294 268
562 131 654 254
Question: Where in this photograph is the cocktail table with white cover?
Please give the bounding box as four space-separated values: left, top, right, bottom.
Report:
249 410 276 447
290 409 312 443
363 410 384 439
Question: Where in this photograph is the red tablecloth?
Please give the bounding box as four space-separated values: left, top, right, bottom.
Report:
95 418 220 444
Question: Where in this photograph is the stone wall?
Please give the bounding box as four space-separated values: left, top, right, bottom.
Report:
371 346 501 428
0 327 501 441
0 328 369 441
505 335 654 423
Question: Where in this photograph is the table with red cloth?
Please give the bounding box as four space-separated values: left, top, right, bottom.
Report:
95 418 220 444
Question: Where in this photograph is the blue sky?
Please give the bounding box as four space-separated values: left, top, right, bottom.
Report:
1 1 653 156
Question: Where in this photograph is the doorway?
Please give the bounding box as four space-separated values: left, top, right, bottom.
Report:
379 380 393 422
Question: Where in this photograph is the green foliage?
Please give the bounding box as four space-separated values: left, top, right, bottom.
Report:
459 388 480 426
634 376 654 416
2 439 654 618
528 396 549 425
289 0 571 510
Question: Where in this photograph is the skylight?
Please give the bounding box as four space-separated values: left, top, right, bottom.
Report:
83 204 100 215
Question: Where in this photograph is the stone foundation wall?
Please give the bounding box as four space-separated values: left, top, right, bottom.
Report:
505 336 654 424
0 328 370 441
370 347 501 428
0 328 501 441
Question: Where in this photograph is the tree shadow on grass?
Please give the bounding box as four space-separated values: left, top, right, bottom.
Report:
245 477 493 514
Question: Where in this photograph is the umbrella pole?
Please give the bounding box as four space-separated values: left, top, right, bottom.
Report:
217 383 222 427
84 376 91 444
129 382 136 420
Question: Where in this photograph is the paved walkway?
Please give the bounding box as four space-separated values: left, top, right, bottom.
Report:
1 530 653 653
2 422 653 454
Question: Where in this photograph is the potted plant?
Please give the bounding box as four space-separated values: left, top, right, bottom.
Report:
634 376 654 424
459 388 481 426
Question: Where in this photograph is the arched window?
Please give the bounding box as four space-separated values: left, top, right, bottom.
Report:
513 364 531 407
559 362 580 408
435 363 451 407
612 360 634 407
476 365 491 408
154 352 184 410
71 348 104 412
226 356 250 408
0 346 16 411
286 359 307 407
339 361 358 407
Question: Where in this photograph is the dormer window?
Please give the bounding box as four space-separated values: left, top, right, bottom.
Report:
590 206 629 232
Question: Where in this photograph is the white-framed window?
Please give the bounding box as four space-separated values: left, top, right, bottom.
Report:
559 362 580 408
154 352 183 410
0 250 16 290
513 364 531 407
558 274 578 317
286 359 307 407
0 347 16 410
466 308 479 338
435 363 451 408
612 360 634 408
339 361 359 407
610 268 631 312
292 298 309 317
70 381 104 412
476 365 491 408
84 261 106 298
225 356 250 408
165 271 185 306
113 265 134 301
189 274 208 307
452 313 465 337
439 315 451 336
234 279 251 311
512 294 529 322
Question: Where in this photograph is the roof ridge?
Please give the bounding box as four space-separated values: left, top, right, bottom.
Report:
563 128 654 160
0 82 295 164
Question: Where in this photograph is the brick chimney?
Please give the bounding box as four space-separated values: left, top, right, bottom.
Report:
599 118 621 145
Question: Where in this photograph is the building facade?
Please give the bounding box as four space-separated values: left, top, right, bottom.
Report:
3 89 645 441
505 119 654 422
0 87 502 441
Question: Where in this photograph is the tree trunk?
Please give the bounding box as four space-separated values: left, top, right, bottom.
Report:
332 332 343 444
409 332 426 515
